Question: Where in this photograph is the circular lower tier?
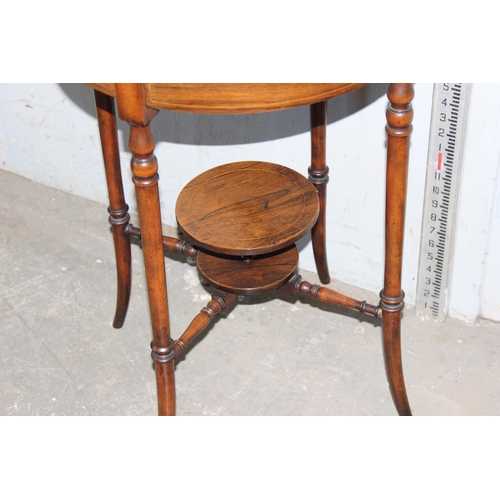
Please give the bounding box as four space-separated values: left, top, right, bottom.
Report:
197 245 299 295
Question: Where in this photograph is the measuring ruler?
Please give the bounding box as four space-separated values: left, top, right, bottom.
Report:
416 83 471 320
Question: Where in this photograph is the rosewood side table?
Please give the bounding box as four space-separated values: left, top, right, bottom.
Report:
89 83 414 416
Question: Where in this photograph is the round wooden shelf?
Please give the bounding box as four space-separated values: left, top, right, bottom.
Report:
176 161 319 256
197 245 299 295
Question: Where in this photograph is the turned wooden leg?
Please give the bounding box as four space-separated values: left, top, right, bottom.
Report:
94 90 132 329
380 83 414 416
310 101 331 284
174 290 237 357
115 84 175 416
281 274 381 318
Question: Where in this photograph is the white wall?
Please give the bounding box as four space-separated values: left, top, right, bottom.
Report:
480 170 500 321
448 84 500 322
2 83 498 323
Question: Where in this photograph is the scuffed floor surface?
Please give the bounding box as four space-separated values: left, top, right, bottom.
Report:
1 169 499 416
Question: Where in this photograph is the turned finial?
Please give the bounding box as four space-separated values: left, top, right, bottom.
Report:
386 83 414 135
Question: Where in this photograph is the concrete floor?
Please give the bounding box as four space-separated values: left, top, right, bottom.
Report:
1 168 500 416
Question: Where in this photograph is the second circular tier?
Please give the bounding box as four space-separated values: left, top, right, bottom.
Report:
197 245 299 295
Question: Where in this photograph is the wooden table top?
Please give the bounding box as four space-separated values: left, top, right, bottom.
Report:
88 83 365 114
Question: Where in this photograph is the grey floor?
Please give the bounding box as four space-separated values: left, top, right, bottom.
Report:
1 168 500 416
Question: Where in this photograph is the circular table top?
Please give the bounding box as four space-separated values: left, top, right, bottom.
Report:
88 83 365 114
176 161 319 256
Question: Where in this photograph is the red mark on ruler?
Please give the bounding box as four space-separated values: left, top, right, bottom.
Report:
437 152 443 171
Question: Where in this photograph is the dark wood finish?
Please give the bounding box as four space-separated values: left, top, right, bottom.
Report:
380 83 414 416
197 246 299 295
126 224 198 259
309 101 331 284
114 83 175 416
89 83 366 114
94 90 132 328
176 161 319 256
173 290 237 357
91 83 414 416
281 274 380 318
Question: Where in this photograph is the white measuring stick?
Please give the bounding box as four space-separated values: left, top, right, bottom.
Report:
416 83 471 321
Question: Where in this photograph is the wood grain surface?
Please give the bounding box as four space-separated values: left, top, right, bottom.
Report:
176 161 319 255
